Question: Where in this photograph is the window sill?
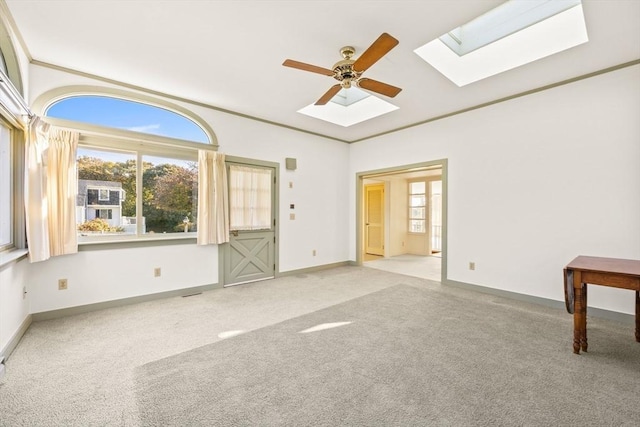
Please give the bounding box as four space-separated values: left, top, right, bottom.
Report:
0 248 29 269
78 233 197 251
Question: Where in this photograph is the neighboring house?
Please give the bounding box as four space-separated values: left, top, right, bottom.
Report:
77 179 126 228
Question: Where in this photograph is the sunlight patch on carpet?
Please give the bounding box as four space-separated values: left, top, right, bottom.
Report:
218 330 246 339
298 321 352 334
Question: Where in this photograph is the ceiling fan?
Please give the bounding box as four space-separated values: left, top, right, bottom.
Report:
283 33 402 105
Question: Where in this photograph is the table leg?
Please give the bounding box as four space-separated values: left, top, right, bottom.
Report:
573 283 584 354
636 291 640 342
581 284 588 352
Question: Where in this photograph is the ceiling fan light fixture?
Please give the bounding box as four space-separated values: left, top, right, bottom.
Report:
283 33 401 107
330 87 371 107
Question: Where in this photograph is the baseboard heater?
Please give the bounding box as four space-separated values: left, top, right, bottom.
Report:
0 357 5 381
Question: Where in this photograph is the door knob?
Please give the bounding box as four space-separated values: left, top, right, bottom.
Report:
231 230 239 237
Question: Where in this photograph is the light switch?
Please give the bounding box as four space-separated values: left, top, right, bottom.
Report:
290 213 295 220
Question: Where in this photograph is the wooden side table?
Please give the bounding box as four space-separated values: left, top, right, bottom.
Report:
564 256 640 354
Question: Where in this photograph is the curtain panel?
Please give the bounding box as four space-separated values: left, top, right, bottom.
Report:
197 150 229 245
24 118 79 262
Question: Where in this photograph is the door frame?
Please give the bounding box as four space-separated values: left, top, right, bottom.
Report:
218 155 280 287
355 159 448 283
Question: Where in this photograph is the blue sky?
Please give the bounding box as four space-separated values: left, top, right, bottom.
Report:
47 95 209 143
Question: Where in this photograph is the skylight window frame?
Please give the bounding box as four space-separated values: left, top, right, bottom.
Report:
298 87 399 127
414 1 589 87
438 0 583 57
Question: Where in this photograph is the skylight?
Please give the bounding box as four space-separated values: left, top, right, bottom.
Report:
414 0 588 86
298 87 398 127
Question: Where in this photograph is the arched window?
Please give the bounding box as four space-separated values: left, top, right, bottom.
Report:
46 95 210 143
41 92 217 243
0 20 24 95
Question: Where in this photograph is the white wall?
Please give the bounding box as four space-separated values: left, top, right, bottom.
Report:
0 258 30 355
187 103 350 272
21 63 350 313
349 65 640 314
27 244 217 313
9 57 638 318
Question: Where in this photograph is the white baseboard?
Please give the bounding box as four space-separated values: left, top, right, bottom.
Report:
32 283 220 322
0 313 32 365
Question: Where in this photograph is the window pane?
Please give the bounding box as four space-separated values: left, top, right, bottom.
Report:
77 148 137 238
409 220 425 233
410 207 425 219
47 96 209 143
410 195 425 207
410 181 425 193
142 155 198 234
229 165 272 230
0 123 11 248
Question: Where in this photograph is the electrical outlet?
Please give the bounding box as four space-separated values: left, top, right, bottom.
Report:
469 262 476 271
58 279 68 290
154 268 161 277
312 249 317 256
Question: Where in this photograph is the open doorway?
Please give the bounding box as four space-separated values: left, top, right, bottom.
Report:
356 160 447 283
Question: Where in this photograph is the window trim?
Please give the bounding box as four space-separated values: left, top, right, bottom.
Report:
97 189 110 201
0 16 24 96
0 119 14 251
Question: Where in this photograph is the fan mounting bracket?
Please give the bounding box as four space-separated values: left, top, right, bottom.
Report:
332 46 362 89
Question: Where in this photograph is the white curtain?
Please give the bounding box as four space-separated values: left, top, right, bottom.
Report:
197 150 229 245
24 118 79 262
228 165 272 231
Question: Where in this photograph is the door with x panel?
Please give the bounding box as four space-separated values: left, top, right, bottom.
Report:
224 163 276 286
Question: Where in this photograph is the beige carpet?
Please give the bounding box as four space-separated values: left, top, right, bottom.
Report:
135 284 640 426
1 266 638 426
365 254 441 281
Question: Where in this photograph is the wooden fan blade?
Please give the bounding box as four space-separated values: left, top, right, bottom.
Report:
352 33 399 72
283 59 334 76
358 78 402 98
315 84 342 105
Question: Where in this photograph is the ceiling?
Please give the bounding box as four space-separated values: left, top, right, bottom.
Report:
4 1 640 143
